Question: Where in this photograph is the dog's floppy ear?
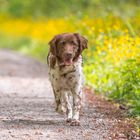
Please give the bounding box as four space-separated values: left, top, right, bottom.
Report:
48 35 60 68
74 33 88 60
48 35 59 56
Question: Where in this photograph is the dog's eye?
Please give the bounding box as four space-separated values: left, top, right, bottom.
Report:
59 41 66 46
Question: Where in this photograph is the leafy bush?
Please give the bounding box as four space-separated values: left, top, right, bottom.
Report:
109 59 140 116
1 0 140 18
84 58 140 117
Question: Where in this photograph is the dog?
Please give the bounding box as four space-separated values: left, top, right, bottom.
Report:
47 33 88 126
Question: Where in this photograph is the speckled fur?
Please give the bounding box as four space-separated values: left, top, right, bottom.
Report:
48 53 83 124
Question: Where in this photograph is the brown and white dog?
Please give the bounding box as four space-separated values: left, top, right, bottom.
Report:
47 33 88 126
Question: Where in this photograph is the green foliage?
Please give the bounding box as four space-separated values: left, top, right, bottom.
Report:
84 59 140 117
0 0 140 18
0 35 49 63
111 59 140 116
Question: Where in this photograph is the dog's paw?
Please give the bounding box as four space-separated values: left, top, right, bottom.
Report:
70 119 80 126
66 118 72 123
55 105 66 114
55 108 65 114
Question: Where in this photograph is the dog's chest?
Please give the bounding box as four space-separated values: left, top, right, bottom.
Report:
49 64 82 89
60 72 77 88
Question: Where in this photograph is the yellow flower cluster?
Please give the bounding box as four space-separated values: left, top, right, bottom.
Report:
0 16 123 41
0 15 140 65
0 18 72 41
96 35 140 65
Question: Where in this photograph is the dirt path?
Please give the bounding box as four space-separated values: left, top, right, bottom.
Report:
0 49 139 140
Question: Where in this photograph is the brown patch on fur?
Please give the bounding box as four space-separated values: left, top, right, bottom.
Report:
74 33 88 61
48 33 88 68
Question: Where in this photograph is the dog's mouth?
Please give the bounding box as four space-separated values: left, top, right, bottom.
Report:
64 58 73 66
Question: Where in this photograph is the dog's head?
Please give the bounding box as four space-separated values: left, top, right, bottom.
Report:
48 33 88 67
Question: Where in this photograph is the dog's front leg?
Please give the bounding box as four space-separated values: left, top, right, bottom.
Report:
71 89 82 126
52 88 61 112
53 87 66 114
64 92 73 123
